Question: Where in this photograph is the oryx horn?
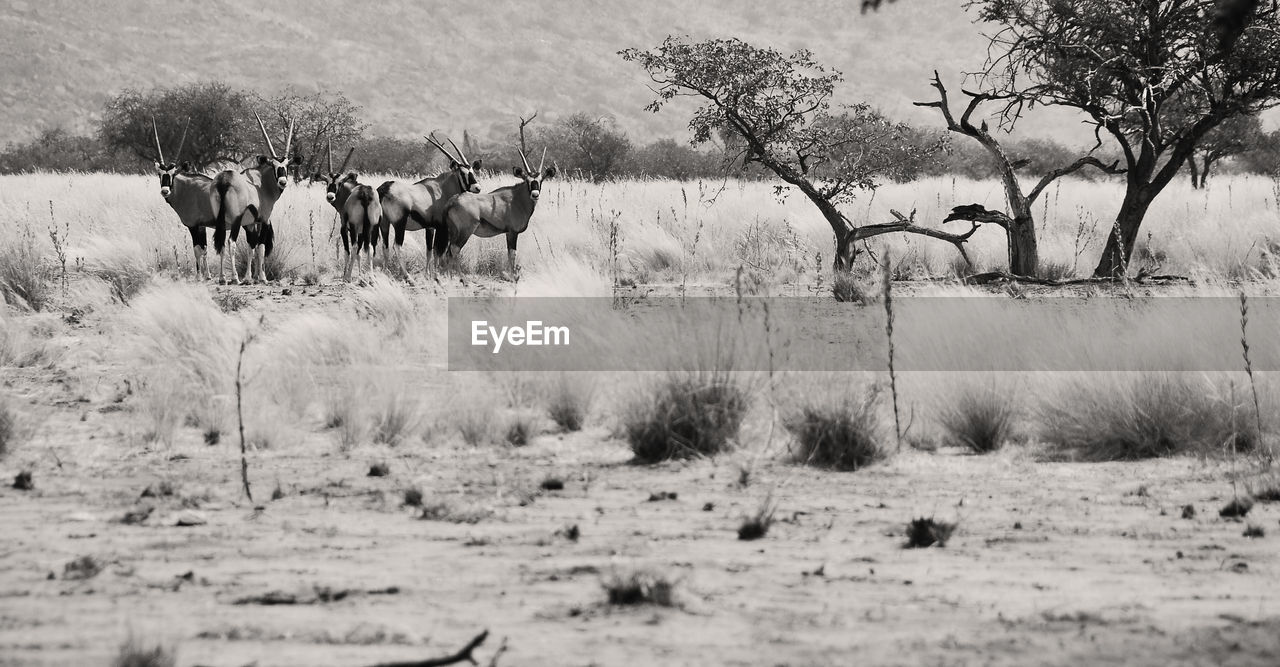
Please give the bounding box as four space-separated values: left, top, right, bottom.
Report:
425 132 465 165
338 147 355 174
151 118 166 164
254 111 279 159
537 146 547 175
327 138 334 174
518 148 533 175
283 116 294 159
173 117 190 163
447 137 470 166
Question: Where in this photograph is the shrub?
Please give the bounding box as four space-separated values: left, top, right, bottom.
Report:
111 636 175 667
624 372 750 463
905 517 957 548
937 388 1015 454
785 393 885 471
371 394 422 447
547 374 594 432
832 271 865 303
1039 374 1257 461
602 570 677 607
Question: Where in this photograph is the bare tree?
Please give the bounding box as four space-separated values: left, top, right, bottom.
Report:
518 111 538 154
253 87 367 181
969 0 1280 276
915 73 1122 277
621 37 971 271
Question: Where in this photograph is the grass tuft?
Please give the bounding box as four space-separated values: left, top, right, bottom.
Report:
547 374 594 432
1220 496 1254 519
624 372 749 463
831 272 866 303
784 393 885 471
602 570 677 607
737 495 776 541
904 517 957 548
111 636 176 667
0 230 52 311
1039 374 1258 461
937 388 1015 454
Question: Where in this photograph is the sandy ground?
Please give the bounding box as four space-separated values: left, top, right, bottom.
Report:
2 279 1279 667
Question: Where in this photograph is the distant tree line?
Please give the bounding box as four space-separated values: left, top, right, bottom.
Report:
1 79 1277 185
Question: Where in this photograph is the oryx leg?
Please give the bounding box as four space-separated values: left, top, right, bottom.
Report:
213 222 230 285
258 224 274 284
189 225 209 281
340 222 353 282
506 231 520 278
392 218 409 278
244 227 262 285
227 218 244 285
368 223 380 275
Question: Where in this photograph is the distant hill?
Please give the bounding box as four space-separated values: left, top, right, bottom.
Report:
0 0 1112 147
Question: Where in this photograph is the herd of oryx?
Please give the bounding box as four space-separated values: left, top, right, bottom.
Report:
152 115 557 284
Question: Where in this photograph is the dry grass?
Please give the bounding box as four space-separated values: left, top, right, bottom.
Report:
623 371 750 463
546 373 594 432
0 397 23 460
784 392 885 471
1039 373 1258 461
602 569 678 607
125 282 239 445
937 386 1016 454
111 636 175 667
0 228 52 312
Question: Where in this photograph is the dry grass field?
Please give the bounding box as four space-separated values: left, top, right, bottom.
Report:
3 171 1280 666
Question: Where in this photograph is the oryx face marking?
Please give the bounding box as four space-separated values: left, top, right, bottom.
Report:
268 156 290 190
155 162 178 199
454 160 482 194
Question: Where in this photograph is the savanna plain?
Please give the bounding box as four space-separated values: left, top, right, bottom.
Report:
3 171 1280 666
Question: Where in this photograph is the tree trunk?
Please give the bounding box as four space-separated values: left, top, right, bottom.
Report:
1007 214 1039 276
1188 156 1202 189
833 229 855 272
1092 187 1156 277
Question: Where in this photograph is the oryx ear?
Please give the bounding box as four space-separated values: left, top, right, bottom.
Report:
180 161 192 173
513 167 525 178
257 155 269 165
449 160 460 169
471 159 482 171
154 161 163 170
543 166 557 180
346 172 359 181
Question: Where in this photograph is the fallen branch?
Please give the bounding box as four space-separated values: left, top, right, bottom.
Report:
852 208 979 267
962 271 1191 286
368 630 489 667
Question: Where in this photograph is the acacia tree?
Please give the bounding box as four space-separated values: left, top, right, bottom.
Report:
536 113 633 182
621 37 970 271
970 0 1280 276
99 81 254 170
1185 113 1265 188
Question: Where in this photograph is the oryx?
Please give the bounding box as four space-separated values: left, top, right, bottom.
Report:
316 141 384 281
234 111 295 283
441 148 555 275
377 133 482 273
151 118 218 279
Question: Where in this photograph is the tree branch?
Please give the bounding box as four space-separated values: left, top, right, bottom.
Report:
368 630 489 667
852 209 979 267
1027 156 1126 204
